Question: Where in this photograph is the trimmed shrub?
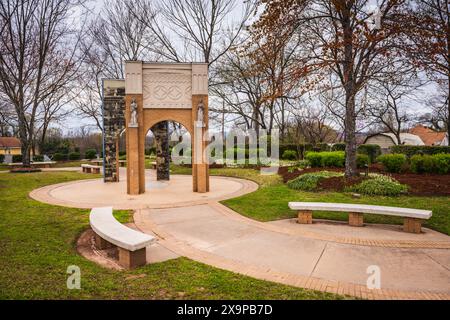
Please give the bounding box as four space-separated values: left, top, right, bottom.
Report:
305 152 322 167
357 144 381 164
12 155 22 163
287 171 343 191
433 153 450 174
282 150 297 161
349 174 408 196
331 143 346 151
0 154 4 163
390 145 450 158
85 149 97 160
410 155 433 173
356 154 369 168
305 151 345 168
321 151 345 167
279 144 313 160
409 153 450 174
68 152 81 161
32 155 44 162
377 154 407 173
52 153 67 161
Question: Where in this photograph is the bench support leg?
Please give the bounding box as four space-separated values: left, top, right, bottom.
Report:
403 218 422 234
94 234 112 250
298 211 313 224
118 247 147 269
349 212 364 227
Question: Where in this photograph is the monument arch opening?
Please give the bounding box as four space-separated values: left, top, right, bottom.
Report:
102 61 210 196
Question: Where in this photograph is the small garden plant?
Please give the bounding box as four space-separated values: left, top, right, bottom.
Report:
287 171 343 191
348 174 408 196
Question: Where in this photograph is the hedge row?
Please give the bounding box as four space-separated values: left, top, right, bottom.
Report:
377 154 407 173
305 151 369 168
280 143 348 160
378 153 450 174
410 154 450 174
390 145 450 157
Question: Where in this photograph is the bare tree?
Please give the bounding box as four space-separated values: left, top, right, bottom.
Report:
289 104 339 145
364 64 423 143
252 0 410 177
0 0 85 166
403 0 449 144
76 0 157 130
130 0 256 65
0 99 16 136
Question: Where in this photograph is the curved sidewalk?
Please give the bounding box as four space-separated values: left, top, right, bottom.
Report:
134 203 450 300
29 170 450 299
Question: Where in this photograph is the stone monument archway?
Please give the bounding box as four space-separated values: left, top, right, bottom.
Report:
124 61 209 195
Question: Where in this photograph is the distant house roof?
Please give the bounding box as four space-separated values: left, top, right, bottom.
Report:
364 132 425 146
409 125 448 146
0 137 21 148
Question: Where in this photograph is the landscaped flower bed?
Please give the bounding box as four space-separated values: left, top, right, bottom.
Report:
279 167 450 196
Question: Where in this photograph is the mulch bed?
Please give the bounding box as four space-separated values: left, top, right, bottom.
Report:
317 176 367 192
390 173 450 196
278 166 450 196
278 167 343 183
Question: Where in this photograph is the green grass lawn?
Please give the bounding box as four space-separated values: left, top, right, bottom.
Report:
53 160 91 168
0 171 344 299
170 165 450 235
222 173 450 235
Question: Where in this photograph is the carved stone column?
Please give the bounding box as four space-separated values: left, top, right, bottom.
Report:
125 61 145 195
152 121 170 181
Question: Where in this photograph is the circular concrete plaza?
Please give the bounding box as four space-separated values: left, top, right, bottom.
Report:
30 169 258 210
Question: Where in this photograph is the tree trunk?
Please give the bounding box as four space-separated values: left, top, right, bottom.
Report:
153 121 170 181
18 116 31 167
342 3 358 177
344 95 358 177
447 73 450 146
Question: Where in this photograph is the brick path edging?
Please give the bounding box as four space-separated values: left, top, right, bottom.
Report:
134 209 450 300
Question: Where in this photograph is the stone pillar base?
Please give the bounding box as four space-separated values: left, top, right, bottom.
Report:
403 218 422 234
94 234 112 250
195 163 208 193
298 211 313 224
118 247 147 269
349 212 364 227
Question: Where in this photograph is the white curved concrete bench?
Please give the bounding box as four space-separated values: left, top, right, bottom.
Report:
289 202 432 234
81 164 101 174
90 207 155 269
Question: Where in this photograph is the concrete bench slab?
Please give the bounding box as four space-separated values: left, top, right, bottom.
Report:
81 164 101 174
9 161 56 168
289 202 432 234
90 207 155 269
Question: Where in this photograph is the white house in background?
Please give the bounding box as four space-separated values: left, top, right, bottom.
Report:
364 132 425 150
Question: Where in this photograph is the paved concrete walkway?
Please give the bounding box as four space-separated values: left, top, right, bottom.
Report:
134 203 450 299
29 168 450 299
